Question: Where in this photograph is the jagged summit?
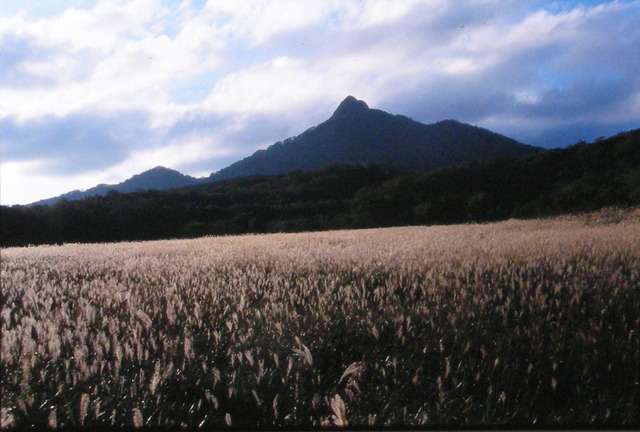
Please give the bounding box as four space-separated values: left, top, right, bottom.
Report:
331 95 370 120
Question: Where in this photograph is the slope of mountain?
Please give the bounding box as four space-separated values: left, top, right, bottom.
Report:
209 96 541 181
31 166 201 206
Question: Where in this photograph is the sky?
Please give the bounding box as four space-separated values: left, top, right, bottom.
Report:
1 0 639 205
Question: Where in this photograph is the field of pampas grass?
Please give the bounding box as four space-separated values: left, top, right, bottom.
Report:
2 208 640 428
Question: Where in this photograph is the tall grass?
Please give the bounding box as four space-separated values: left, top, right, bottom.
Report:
2 209 639 428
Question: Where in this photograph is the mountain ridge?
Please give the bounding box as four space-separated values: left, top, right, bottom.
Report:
30 96 540 206
31 166 201 206
208 96 541 181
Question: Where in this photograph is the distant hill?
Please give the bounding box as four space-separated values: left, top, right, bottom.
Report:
31 166 202 206
209 96 541 181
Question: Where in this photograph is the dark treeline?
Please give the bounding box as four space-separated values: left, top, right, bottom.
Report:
2 128 639 247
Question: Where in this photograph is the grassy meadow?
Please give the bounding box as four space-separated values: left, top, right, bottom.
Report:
1 208 640 428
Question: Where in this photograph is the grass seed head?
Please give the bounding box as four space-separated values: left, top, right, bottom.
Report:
330 394 348 427
79 393 89 426
132 408 143 428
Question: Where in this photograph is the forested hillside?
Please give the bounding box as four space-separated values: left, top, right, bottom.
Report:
2 128 638 247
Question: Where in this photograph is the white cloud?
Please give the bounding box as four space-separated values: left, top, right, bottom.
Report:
1 159 111 205
514 90 542 105
28 0 165 52
100 133 234 180
203 0 336 45
439 56 494 75
0 0 225 121
0 133 233 205
1 0 639 205
200 38 418 121
202 57 339 115
358 0 447 28
0 3 129 65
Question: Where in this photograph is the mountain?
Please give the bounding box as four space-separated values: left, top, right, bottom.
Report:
4 128 639 246
30 96 536 206
29 96 538 207
209 96 541 181
0 129 640 246
32 166 201 206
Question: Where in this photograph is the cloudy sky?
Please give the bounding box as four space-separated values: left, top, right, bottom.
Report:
1 0 639 205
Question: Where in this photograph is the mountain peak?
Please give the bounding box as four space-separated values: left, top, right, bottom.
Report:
331 96 369 119
147 166 172 172
137 166 180 176
30 166 201 206
209 98 540 182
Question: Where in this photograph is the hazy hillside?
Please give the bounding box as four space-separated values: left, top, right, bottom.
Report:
31 166 202 206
